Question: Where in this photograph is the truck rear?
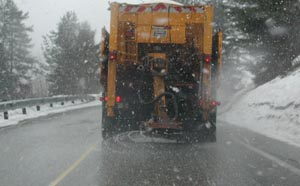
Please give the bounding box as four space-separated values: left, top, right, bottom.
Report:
100 1 222 141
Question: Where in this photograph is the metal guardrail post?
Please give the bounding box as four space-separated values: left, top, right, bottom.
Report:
4 111 8 120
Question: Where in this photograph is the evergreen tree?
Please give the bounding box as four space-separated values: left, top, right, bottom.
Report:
0 0 36 100
44 12 100 95
76 22 100 94
226 0 300 84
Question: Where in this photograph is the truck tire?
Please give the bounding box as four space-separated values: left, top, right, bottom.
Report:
206 111 217 142
205 130 216 142
101 108 115 140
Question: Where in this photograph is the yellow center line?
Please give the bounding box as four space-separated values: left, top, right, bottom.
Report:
49 143 97 186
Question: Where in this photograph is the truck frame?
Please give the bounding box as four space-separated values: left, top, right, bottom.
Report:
100 1 222 141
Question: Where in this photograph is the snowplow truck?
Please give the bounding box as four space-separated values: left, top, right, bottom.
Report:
100 1 223 141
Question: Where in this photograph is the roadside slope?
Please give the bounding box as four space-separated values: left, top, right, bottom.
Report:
221 68 300 147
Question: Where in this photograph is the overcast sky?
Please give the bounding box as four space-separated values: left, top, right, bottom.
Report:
14 0 139 62
14 0 175 62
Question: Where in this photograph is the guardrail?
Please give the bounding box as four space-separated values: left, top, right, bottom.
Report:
0 95 95 120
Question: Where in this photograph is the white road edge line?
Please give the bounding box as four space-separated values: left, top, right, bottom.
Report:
235 139 300 177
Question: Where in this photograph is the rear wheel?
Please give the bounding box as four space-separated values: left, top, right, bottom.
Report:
101 108 115 140
207 111 217 142
181 117 217 143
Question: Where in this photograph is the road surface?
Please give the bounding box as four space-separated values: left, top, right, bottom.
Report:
0 106 300 186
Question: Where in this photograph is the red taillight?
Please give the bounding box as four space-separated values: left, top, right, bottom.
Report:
211 100 221 107
100 96 108 102
199 99 220 107
109 51 117 60
204 55 212 63
116 96 122 103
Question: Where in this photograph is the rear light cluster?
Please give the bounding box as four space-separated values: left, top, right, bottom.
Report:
100 96 122 103
199 99 221 107
204 55 212 63
116 96 122 103
109 51 117 60
211 100 221 107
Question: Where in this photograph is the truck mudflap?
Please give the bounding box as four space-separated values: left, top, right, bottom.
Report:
144 119 182 130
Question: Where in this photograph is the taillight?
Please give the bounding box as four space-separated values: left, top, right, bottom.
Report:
116 96 122 103
211 100 221 107
109 51 117 60
100 96 108 102
204 55 212 63
199 99 220 107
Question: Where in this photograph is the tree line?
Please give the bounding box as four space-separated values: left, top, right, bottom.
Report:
223 0 300 85
43 12 100 96
2 0 300 100
0 0 38 100
0 0 100 101
176 0 300 86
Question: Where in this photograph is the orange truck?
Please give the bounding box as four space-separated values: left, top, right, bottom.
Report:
100 1 222 141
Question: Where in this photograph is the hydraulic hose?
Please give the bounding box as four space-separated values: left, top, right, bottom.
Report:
150 69 167 77
138 91 178 121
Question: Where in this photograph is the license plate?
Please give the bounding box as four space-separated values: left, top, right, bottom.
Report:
153 27 167 38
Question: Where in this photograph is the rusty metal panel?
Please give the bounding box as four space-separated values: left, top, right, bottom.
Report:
136 25 151 43
169 13 189 25
203 6 213 55
152 12 169 25
138 12 153 25
107 3 119 117
170 26 186 44
119 13 137 23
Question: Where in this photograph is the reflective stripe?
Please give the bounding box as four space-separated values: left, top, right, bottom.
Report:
195 7 204 13
119 4 204 13
137 5 152 13
137 6 146 12
180 7 191 13
152 3 168 12
170 6 204 13
124 5 134 12
119 5 139 13
169 6 182 13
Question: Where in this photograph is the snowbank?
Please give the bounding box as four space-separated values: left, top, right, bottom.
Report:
221 68 300 147
0 100 101 129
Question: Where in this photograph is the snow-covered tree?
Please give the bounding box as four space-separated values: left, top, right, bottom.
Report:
225 0 300 84
43 12 100 95
0 0 37 100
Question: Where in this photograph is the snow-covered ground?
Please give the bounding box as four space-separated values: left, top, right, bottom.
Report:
0 99 101 129
221 68 300 147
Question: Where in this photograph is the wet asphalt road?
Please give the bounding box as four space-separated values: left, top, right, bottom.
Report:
0 106 300 186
